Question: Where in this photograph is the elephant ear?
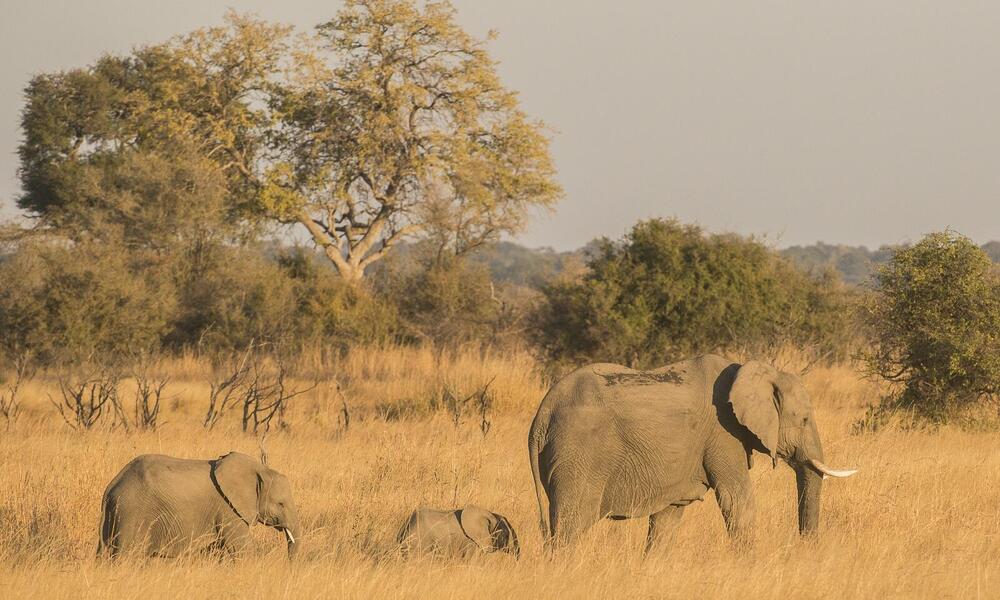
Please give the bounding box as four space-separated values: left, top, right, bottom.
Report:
458 506 498 551
493 515 512 548
729 361 781 462
494 514 519 557
211 452 261 526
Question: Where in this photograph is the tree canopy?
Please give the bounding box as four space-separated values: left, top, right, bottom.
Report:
17 2 561 282
533 219 852 368
861 231 1000 422
17 14 288 242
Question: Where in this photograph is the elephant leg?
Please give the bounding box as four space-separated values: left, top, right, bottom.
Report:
714 483 755 551
116 514 158 558
549 494 601 549
645 505 685 556
217 520 251 559
106 521 133 558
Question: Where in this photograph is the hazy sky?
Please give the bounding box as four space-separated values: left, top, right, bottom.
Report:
2 1 998 250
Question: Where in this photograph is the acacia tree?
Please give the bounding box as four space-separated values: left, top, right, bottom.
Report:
264 0 561 281
17 3 558 283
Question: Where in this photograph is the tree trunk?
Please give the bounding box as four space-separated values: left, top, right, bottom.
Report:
327 254 364 284
297 212 381 284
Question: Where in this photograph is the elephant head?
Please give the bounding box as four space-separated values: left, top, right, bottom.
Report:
211 452 301 558
459 506 521 558
729 361 857 535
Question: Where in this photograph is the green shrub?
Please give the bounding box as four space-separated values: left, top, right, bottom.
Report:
275 248 400 350
532 218 854 367
375 249 502 348
860 231 1000 422
167 244 297 353
0 239 173 364
0 240 402 365
167 245 401 354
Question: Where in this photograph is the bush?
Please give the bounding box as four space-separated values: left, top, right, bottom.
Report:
376 249 502 348
161 244 401 355
0 239 173 365
275 248 400 350
0 238 403 366
532 219 854 367
860 231 1000 422
167 244 299 353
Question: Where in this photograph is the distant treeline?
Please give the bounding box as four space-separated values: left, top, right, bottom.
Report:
11 217 996 370
473 239 1000 288
781 241 1000 285
0 219 857 369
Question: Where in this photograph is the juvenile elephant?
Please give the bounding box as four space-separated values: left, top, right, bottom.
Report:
97 452 299 559
396 506 520 559
528 354 857 551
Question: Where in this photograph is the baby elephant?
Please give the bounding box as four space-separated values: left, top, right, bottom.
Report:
397 506 520 559
98 452 300 559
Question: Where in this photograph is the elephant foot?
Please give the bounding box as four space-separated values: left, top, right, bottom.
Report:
644 505 685 557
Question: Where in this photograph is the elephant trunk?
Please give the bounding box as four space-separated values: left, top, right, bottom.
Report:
793 422 825 536
285 526 299 560
283 514 300 560
791 421 858 535
794 463 823 535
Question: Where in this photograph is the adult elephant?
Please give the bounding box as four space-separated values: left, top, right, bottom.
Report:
528 354 857 551
98 452 300 559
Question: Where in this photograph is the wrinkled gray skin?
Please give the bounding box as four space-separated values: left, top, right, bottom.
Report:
97 452 300 559
397 506 520 559
529 354 855 552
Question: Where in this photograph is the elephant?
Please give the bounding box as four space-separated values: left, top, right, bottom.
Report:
528 354 857 551
97 451 300 559
396 506 520 559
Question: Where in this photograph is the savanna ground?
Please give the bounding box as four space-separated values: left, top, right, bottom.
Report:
1 346 998 599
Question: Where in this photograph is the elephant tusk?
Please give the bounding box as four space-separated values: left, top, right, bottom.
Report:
284 529 296 544
808 458 858 479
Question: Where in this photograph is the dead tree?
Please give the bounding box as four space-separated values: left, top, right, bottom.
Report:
476 376 495 437
50 370 121 431
204 343 316 433
0 351 36 429
240 356 317 435
203 344 255 430
333 378 351 434
442 376 496 436
132 368 169 431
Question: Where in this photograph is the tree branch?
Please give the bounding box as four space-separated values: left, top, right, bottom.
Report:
297 210 352 275
357 223 420 269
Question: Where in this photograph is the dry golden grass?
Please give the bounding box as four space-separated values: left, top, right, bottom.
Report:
1 346 998 599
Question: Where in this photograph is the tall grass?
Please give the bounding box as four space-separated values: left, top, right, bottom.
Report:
1 346 997 599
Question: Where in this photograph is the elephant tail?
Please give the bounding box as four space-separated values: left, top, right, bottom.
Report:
96 491 116 559
528 414 551 542
396 510 419 558
96 506 108 559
